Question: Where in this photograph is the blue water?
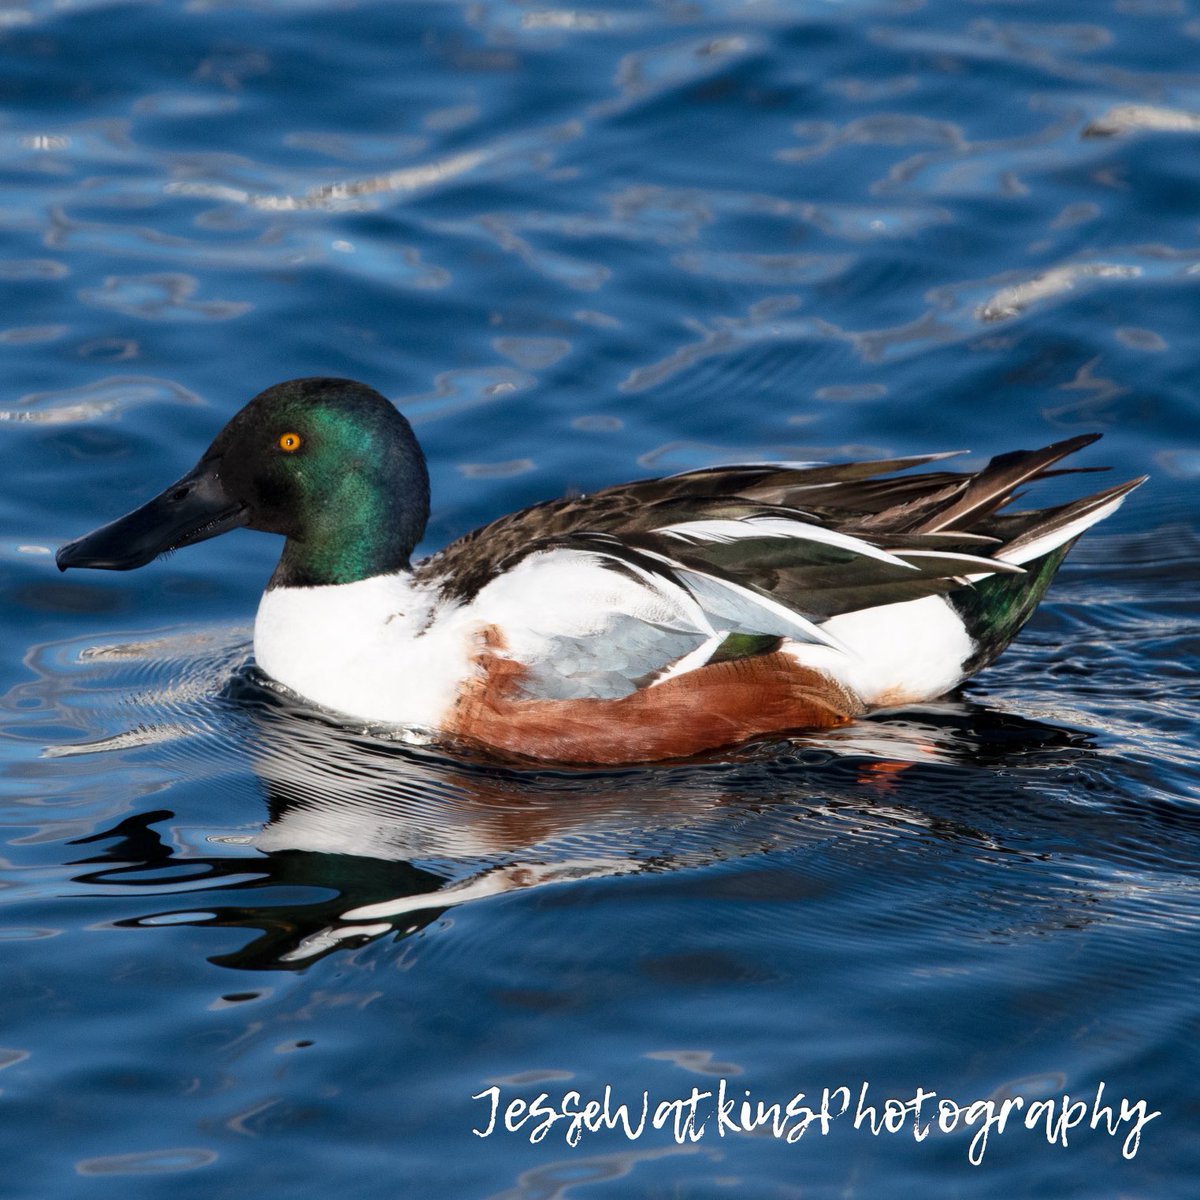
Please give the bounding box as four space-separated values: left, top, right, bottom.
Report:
1 0 1198 1196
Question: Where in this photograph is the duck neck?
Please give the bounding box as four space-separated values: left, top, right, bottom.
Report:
267 458 430 590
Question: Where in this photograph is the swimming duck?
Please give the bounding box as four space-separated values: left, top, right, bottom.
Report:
57 377 1143 764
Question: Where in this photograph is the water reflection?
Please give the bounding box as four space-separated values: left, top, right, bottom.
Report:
61 665 1104 972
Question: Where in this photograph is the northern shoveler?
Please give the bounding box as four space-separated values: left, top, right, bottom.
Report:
57 377 1144 764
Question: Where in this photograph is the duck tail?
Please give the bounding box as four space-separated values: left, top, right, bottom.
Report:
949 474 1146 673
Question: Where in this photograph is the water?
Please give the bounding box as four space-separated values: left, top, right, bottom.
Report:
0 0 1198 1195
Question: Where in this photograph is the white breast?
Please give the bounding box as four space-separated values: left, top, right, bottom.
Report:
251 548 723 723
254 573 476 727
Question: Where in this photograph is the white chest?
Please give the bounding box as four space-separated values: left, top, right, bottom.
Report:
253 574 475 726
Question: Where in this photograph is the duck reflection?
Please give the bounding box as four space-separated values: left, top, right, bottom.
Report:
67 668 1097 971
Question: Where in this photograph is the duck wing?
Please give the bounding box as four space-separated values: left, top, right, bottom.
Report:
417 440 1120 618
416 437 1142 700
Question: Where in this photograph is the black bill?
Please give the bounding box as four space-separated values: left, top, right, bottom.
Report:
56 459 248 572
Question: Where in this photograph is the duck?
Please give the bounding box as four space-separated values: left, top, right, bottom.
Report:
56 377 1144 765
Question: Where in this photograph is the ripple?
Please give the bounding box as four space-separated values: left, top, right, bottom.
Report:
426 105 482 135
672 251 852 284
635 439 883 472
0 323 67 344
78 273 251 321
1084 102 1200 137
0 118 134 166
328 239 450 290
549 185 951 253
75 1148 217 1176
814 382 888 404
477 213 609 291
801 202 951 240
400 367 536 424
45 199 316 270
457 458 536 479
2 624 250 757
164 149 489 211
780 114 966 165
1155 449 1200 478
131 92 240 119
930 244 1200 328
620 295 824 393
612 32 760 100
0 258 67 279
0 375 201 423
571 413 623 431
283 131 428 162
1114 325 1167 351
976 262 1141 323
77 337 139 361
644 1049 743 1076
472 4 645 39
483 1144 707 1199
163 121 582 213
784 99 1086 199
42 724 195 759
491 336 572 369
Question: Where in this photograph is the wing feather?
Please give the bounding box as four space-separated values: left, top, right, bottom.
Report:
418 438 1141 700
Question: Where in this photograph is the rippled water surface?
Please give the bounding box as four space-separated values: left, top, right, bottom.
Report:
2 1 1198 1196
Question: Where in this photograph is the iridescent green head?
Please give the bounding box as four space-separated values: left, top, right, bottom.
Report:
57 377 431 588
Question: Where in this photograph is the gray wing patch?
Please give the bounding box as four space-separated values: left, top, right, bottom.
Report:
515 613 705 701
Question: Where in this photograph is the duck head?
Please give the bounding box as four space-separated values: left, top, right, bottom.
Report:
57 377 430 587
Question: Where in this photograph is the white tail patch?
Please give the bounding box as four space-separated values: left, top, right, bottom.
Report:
786 595 973 706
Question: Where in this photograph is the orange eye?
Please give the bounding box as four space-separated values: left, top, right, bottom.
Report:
279 432 302 453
